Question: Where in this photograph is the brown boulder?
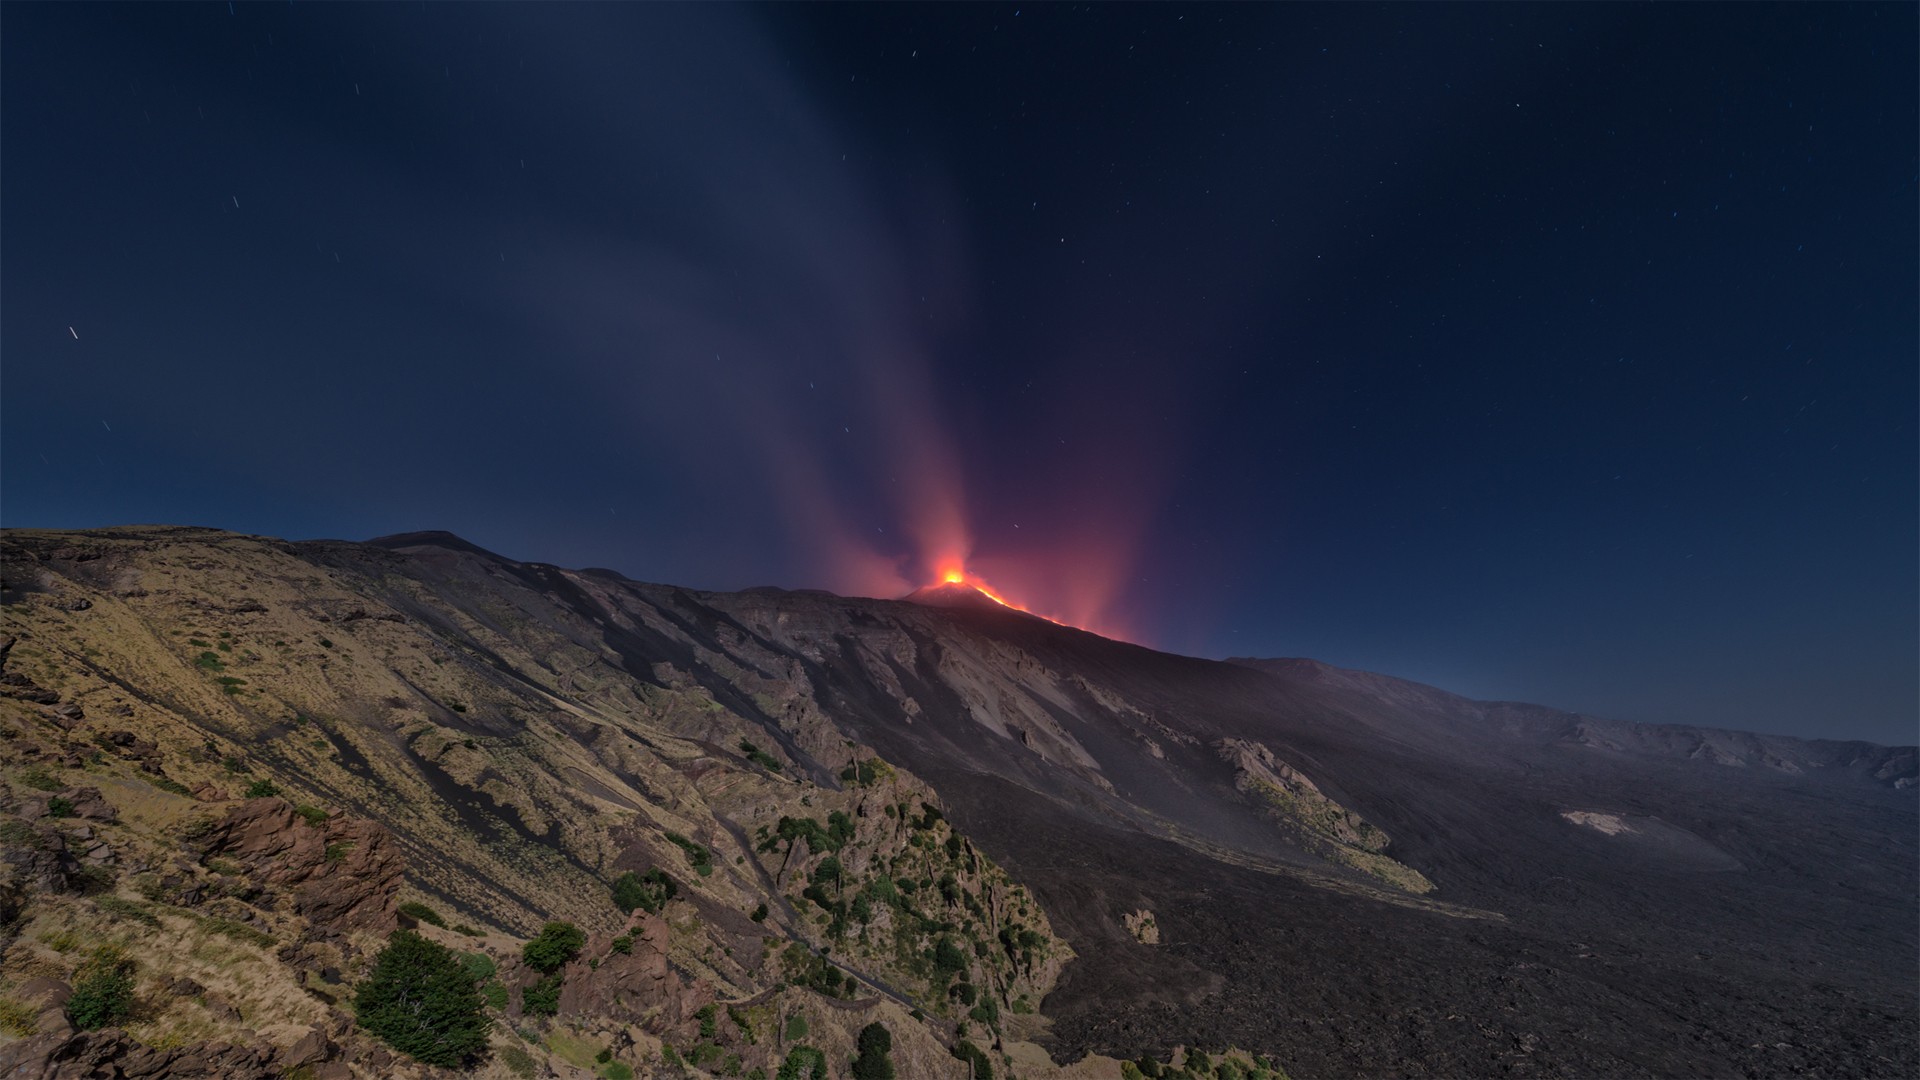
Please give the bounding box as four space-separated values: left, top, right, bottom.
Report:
200 798 402 934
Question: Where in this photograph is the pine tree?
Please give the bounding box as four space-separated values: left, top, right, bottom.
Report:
354 930 491 1067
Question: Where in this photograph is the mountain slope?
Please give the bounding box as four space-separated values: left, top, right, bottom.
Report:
1 527 1913 1078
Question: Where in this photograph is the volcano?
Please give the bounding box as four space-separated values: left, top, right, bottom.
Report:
0 526 1913 1079
903 580 1009 610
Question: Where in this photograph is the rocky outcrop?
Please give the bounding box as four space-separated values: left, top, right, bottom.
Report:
1 819 85 895
198 798 402 934
1216 738 1434 894
554 912 708 1028
0 1027 342 1080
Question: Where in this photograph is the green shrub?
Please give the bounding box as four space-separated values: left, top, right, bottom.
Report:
68 947 135 1030
324 841 354 863
609 933 634 955
611 868 676 915
931 936 968 979
969 998 999 1026
697 1003 718 1039
522 922 584 973
46 797 75 818
242 779 279 799
398 901 446 928
354 931 491 1067
740 740 783 771
453 923 484 937
292 805 329 826
458 952 496 981
605 1063 634 1080
18 767 62 792
751 903 768 922
482 981 508 1010
148 776 192 796
952 1039 993 1079
521 973 561 1016
499 1044 537 1078
851 1022 895 1080
777 1046 827 1080
783 1012 808 1041
663 832 713 874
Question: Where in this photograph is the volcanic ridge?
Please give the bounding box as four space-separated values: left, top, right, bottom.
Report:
0 526 1912 1080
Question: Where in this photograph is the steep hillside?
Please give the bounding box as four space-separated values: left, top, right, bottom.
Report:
0 527 1913 1079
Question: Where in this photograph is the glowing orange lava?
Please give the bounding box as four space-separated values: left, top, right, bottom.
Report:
931 567 1069 627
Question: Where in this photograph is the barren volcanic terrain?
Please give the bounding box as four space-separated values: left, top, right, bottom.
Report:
0 527 1913 1078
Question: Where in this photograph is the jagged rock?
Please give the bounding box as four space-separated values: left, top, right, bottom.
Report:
0 1029 280 1080
166 977 207 998
199 798 402 934
58 787 118 823
1 821 83 894
190 782 229 802
273 1026 333 1070
554 913 706 1030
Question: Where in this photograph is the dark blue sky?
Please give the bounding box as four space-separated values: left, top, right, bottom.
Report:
5 4 1914 744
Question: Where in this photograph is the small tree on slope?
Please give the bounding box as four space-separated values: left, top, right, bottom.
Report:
354 930 491 1068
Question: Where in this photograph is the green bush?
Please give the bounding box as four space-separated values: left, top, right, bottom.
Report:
458 952 496 981
242 779 279 799
398 901 447 928
68 947 135 1030
605 1063 634 1080
521 973 561 1016
292 805 330 826
611 868 676 915
777 1046 828 1080
18 767 62 792
664 832 714 874
783 1012 808 1041
149 776 192 796
931 936 968 979
482 981 508 1010
740 739 783 771
851 1022 895 1080
751 902 768 922
697 1003 718 1039
353 931 490 1067
46 797 75 819
952 1039 994 1079
499 1044 537 1078
522 921 584 973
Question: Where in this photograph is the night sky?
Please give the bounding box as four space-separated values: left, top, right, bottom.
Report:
5 4 1915 744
